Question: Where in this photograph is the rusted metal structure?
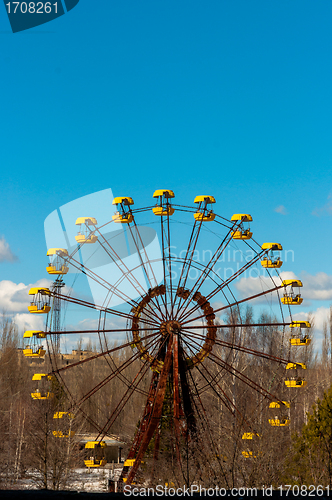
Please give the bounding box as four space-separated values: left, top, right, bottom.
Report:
30 192 306 485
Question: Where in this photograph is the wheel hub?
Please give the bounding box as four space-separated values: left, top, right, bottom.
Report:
160 320 182 336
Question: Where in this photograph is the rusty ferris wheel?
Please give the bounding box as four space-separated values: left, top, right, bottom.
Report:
26 190 308 485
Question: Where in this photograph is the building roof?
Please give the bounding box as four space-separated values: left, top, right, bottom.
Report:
75 434 125 446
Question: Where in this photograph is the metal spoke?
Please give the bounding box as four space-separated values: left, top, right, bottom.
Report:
72 334 161 409
181 328 290 365
127 219 167 320
181 283 286 326
50 330 160 375
174 219 241 319
178 249 265 323
96 359 152 441
53 291 160 328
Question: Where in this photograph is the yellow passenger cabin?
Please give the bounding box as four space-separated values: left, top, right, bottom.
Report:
241 432 261 458
285 379 307 388
124 459 136 467
123 458 144 467
53 412 75 438
193 195 216 222
84 441 107 468
281 280 303 305
23 346 46 358
75 217 98 244
31 374 54 400
289 321 311 346
290 336 311 346
46 248 69 275
152 189 175 216
268 417 290 426
231 214 253 240
269 401 291 409
23 330 46 357
281 296 303 305
52 430 76 438
112 196 134 223
23 330 46 339
260 243 283 268
268 401 290 427
54 411 74 419
261 259 283 269
28 288 51 314
285 362 307 388
286 362 307 369
242 432 255 439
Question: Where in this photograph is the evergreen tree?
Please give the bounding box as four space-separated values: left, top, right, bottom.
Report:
282 384 332 486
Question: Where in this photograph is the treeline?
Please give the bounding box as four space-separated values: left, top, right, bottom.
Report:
0 315 148 490
0 307 332 489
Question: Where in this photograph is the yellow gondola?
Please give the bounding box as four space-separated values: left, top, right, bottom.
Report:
285 380 307 388
84 441 107 468
290 337 311 346
23 330 46 358
231 214 253 240
289 321 312 346
269 401 291 409
23 330 46 339
46 248 69 275
285 362 307 388
268 417 291 426
193 195 216 222
281 280 303 305
241 432 261 458
23 346 46 358
53 412 75 438
124 459 136 467
268 401 290 427
112 196 134 223
52 431 75 438
286 362 307 369
31 374 54 400
75 217 98 244
23 330 46 356
260 243 283 268
152 189 175 216
28 288 51 314
123 458 144 466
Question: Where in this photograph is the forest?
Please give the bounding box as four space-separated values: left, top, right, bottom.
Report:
1 306 332 491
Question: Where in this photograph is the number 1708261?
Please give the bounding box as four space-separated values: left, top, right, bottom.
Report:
278 485 330 496
5 2 58 14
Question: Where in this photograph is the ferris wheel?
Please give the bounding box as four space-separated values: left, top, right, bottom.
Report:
25 190 310 485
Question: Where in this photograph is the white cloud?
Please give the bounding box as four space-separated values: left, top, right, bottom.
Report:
274 205 287 215
235 273 293 300
300 272 332 301
13 313 45 333
0 236 18 263
312 193 332 217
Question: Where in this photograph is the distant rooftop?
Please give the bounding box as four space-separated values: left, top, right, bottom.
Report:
75 433 125 446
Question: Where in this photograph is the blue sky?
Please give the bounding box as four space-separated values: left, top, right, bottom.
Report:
1 1 332 346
